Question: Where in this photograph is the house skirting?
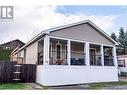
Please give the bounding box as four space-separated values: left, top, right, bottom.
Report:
36 65 118 86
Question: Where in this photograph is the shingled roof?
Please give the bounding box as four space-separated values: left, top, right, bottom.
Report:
0 39 25 51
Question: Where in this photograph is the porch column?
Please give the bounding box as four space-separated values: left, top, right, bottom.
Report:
101 45 104 66
113 46 117 67
43 35 50 66
67 40 71 66
85 42 90 66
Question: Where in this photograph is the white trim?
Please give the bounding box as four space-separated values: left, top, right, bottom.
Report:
37 36 45 43
67 40 71 66
49 35 114 47
103 45 114 48
43 35 50 66
101 44 104 66
48 20 117 45
113 46 117 67
85 42 90 66
84 43 86 64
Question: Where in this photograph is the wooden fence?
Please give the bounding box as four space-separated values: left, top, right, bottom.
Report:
0 61 36 83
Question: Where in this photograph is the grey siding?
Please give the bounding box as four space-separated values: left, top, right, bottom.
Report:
50 23 114 45
25 42 38 64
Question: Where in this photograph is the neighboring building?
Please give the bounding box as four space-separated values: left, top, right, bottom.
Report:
117 55 127 75
10 47 24 64
11 20 118 86
0 39 25 51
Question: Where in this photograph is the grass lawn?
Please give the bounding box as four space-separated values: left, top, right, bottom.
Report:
0 83 27 90
1 81 127 89
88 81 127 89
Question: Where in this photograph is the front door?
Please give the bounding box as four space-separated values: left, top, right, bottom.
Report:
90 49 96 65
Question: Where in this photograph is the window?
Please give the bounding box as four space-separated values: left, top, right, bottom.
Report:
89 44 101 66
118 59 125 67
104 46 114 66
70 41 85 65
5 46 10 49
49 38 68 65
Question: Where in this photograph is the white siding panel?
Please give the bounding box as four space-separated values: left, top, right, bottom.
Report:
36 66 118 86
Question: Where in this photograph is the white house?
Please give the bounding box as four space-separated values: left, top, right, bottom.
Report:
117 55 127 75
11 20 118 86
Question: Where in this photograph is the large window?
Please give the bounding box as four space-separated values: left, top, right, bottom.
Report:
104 46 114 66
49 38 68 65
70 41 85 65
89 44 101 66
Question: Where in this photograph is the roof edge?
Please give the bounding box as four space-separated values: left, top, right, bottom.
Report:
48 20 118 45
12 20 117 55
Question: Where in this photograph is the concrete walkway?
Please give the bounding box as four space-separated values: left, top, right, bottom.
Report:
48 85 90 90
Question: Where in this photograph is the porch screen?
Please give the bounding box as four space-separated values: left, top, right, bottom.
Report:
70 41 85 65
49 38 68 65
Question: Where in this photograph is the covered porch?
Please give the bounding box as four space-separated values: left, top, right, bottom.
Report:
37 35 117 66
36 35 118 86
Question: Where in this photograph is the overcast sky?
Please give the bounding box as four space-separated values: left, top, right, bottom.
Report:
0 5 127 44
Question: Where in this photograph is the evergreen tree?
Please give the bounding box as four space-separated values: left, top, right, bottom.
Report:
117 27 127 55
111 32 117 41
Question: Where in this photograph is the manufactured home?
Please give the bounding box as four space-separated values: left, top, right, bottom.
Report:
117 55 127 75
11 20 118 86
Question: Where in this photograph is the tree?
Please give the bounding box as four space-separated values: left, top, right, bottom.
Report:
111 32 117 41
0 47 11 61
117 27 127 55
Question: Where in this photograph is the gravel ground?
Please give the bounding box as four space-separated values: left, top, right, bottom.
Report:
104 85 127 90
